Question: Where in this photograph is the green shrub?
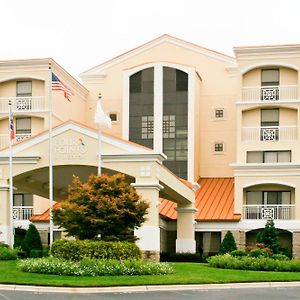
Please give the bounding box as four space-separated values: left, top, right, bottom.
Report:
14 227 27 248
230 249 247 257
17 257 174 276
160 252 206 263
0 247 18 260
219 231 237 254
50 240 142 261
248 248 269 258
21 224 43 256
272 254 289 261
279 247 293 259
208 254 300 272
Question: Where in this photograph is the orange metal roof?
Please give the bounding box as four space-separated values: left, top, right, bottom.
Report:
30 203 60 222
31 178 240 223
160 177 241 222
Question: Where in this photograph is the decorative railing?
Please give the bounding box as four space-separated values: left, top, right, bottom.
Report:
241 85 297 102
242 126 298 141
0 96 46 113
0 134 31 149
12 206 33 221
243 205 295 220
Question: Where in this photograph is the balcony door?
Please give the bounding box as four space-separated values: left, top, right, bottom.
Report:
260 108 279 141
261 69 279 101
246 191 291 205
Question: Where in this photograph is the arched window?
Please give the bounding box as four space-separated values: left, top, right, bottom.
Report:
129 67 154 148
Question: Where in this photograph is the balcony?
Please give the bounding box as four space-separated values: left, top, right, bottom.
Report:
0 96 46 113
0 133 31 149
242 126 298 141
12 206 33 221
243 205 295 220
241 85 298 102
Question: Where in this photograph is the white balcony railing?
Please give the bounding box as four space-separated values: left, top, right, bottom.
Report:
243 205 295 220
242 126 298 141
0 134 31 149
0 96 46 113
12 206 33 221
241 85 298 102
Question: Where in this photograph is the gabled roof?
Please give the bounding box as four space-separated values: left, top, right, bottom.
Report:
0 119 154 156
80 34 235 77
160 177 241 222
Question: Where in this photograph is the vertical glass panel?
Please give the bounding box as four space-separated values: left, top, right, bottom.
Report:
278 151 291 162
281 191 291 204
16 81 32 96
261 109 279 126
13 194 23 206
246 191 263 205
16 117 31 134
266 191 279 205
24 194 33 206
264 152 278 163
261 69 279 86
247 151 263 163
163 67 188 179
129 68 154 148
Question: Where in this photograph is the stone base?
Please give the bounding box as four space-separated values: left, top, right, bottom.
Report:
293 231 300 259
142 250 160 262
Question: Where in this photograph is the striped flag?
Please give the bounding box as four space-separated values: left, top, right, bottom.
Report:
9 108 15 140
51 73 73 101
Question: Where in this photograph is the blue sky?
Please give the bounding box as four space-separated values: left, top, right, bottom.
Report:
1 0 299 78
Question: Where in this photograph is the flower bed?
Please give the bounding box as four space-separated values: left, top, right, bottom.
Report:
17 257 174 276
208 254 300 272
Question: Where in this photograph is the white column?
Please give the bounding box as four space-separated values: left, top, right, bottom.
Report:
154 65 163 152
0 186 10 245
131 182 163 260
176 205 197 253
122 72 130 140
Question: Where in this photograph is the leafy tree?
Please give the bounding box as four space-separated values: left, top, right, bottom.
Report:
256 219 280 254
53 174 149 242
219 231 237 254
22 224 43 256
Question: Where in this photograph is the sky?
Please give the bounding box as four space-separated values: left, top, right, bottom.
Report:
1 0 300 79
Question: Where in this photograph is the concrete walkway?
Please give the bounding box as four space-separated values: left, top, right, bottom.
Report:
0 282 300 294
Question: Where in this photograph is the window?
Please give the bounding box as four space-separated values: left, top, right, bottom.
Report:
246 191 291 205
215 109 224 119
13 194 33 206
214 143 224 152
109 113 118 122
141 116 153 139
16 81 32 97
163 115 176 138
261 69 279 86
16 117 31 134
247 151 291 163
261 109 279 126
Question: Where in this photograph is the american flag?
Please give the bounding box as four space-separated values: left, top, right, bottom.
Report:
9 108 15 140
51 73 73 101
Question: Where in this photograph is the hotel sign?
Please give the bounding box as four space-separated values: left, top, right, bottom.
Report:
54 136 87 160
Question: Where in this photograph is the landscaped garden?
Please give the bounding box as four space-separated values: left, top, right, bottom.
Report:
1 174 300 287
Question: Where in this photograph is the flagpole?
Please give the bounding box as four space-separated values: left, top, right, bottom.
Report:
97 94 102 175
48 63 54 245
8 100 14 248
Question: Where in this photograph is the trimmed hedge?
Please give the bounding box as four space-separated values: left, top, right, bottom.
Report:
50 240 142 260
208 254 300 272
0 247 18 260
17 258 174 276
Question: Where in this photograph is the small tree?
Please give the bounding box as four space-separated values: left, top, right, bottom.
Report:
219 231 237 254
53 173 149 242
256 219 280 254
22 224 43 256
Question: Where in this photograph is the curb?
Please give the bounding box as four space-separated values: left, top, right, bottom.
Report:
0 282 300 294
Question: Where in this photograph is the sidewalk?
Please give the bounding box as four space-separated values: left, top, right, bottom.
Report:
0 282 300 294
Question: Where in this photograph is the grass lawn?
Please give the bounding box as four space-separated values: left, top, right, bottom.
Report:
0 261 300 287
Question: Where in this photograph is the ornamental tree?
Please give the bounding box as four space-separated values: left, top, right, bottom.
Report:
256 219 280 254
53 174 149 242
219 231 237 254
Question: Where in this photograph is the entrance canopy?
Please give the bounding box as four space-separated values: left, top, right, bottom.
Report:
0 121 194 204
